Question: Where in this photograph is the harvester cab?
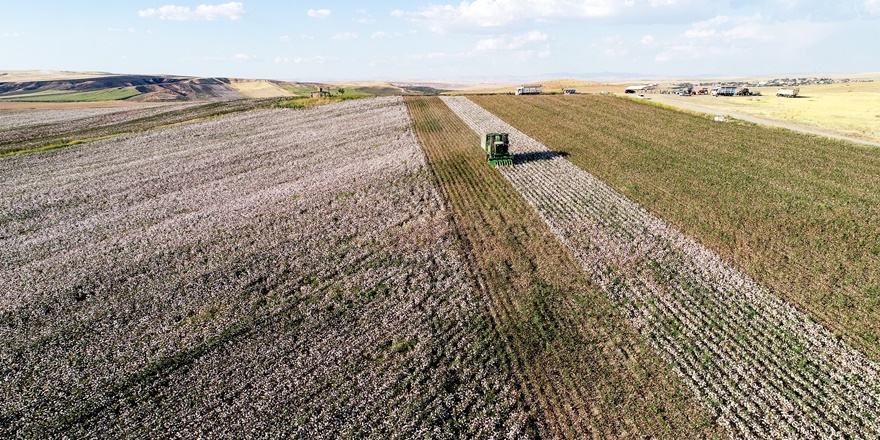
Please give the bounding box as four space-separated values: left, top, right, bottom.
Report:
482 132 514 166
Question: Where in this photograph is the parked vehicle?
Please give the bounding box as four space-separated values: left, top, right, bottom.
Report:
711 87 737 96
776 88 800 98
515 85 542 95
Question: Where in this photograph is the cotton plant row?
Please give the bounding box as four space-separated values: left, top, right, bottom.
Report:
0 106 135 131
0 102 199 145
441 96 880 439
0 97 529 437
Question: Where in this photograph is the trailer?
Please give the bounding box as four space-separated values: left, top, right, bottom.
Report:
515 85 543 95
776 88 800 98
711 87 736 96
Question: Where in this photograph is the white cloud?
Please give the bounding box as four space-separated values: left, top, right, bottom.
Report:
475 38 503 51
653 14 835 65
413 52 449 60
640 34 656 45
473 31 548 52
300 34 315 40
331 32 358 40
280 35 291 42
108 27 136 33
356 9 375 23
3 32 22 37
138 2 245 21
275 56 290 64
393 0 707 32
294 56 335 64
308 9 331 19
683 14 769 41
233 53 255 61
372 31 404 39
865 0 880 13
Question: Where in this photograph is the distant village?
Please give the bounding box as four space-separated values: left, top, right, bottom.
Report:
622 76 872 97
689 76 872 88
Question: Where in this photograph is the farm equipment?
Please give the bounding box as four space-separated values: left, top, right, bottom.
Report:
482 132 514 166
515 85 542 95
711 87 737 96
776 88 800 98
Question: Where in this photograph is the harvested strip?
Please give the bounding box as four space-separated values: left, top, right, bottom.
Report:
442 95 880 439
406 96 724 439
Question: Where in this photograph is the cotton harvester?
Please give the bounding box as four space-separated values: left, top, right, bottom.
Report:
482 132 514 166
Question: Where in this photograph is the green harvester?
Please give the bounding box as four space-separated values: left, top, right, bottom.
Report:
482 132 514 166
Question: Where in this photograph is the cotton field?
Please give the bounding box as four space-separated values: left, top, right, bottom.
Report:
0 97 530 438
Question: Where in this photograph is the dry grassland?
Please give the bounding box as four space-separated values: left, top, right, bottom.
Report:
406 96 723 439
656 81 880 143
226 80 294 98
0 70 118 82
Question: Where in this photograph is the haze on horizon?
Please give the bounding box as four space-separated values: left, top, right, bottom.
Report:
2 0 879 82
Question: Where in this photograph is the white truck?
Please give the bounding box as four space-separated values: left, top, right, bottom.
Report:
776 88 800 98
711 86 737 96
515 85 542 95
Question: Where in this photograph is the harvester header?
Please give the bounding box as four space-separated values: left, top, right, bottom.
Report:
482 132 514 166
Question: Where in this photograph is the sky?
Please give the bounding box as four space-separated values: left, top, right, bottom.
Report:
2 1 879 82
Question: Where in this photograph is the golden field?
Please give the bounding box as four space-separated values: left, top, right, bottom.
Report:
225 79 293 98
652 80 880 143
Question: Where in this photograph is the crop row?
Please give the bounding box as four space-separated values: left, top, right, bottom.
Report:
406 96 722 439
0 106 141 131
442 95 880 439
1 97 528 437
471 94 880 361
0 98 282 156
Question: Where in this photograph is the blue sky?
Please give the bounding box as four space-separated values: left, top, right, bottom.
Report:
2 1 879 81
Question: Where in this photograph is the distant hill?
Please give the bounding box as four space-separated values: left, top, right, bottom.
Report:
0 71 451 103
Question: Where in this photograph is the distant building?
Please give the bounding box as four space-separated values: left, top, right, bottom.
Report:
311 87 331 98
563 89 576 94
